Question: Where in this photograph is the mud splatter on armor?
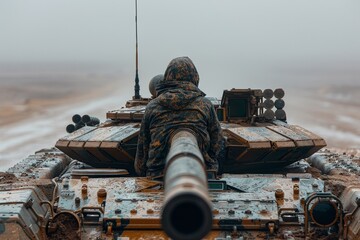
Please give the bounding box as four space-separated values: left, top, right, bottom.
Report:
135 57 223 176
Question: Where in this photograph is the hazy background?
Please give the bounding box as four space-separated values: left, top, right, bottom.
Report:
2 1 360 90
0 0 359 169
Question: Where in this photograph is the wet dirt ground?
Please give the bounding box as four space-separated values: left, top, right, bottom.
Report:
0 72 130 171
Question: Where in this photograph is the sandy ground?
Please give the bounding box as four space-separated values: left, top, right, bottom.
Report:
0 70 359 171
0 71 133 171
285 84 360 149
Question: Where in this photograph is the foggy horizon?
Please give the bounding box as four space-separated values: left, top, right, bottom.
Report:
1 1 360 95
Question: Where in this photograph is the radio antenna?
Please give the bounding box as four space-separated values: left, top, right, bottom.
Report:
133 0 141 99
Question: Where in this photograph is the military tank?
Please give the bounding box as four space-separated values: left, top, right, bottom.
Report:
1 76 360 239
1 4 360 239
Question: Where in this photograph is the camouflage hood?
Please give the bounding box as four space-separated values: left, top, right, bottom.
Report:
156 81 205 110
155 56 204 110
163 56 200 86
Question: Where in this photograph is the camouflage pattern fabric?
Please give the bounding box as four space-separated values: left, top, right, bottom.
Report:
135 57 223 176
163 56 200 86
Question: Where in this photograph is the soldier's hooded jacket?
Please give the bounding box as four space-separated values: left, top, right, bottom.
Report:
135 57 223 176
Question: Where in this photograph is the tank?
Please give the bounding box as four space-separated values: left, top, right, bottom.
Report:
1 4 359 239
1 81 360 240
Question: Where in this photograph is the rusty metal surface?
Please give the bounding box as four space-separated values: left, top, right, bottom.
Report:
222 174 324 210
7 149 70 179
83 126 128 141
57 177 161 212
287 125 326 156
104 124 139 142
245 127 291 142
71 124 139 143
102 191 279 230
104 192 163 229
0 223 35 240
288 125 323 141
226 127 271 147
265 125 317 164
309 152 360 175
106 106 146 121
340 186 360 213
70 169 129 177
211 192 278 230
57 126 96 141
56 174 324 234
56 124 139 169
267 125 313 143
224 126 301 169
0 187 48 240
224 127 272 165
242 127 296 163
339 186 360 240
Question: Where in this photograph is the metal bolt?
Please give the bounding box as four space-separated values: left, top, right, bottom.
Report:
300 198 306 207
115 198 122 203
228 210 235 215
275 189 284 200
260 209 268 214
80 176 88 182
228 199 235 203
75 197 80 205
63 179 69 189
106 222 113 235
130 209 137 214
293 184 299 195
97 189 107 198
245 210 252 215
115 209 121 214
81 184 88 195
147 209 154 214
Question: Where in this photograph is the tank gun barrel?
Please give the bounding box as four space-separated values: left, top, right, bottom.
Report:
161 130 212 240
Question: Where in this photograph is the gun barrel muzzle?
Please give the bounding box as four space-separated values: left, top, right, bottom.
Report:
81 115 100 126
72 114 82 124
66 124 76 133
161 130 212 240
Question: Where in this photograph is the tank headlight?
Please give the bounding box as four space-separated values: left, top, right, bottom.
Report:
310 200 339 227
304 193 343 236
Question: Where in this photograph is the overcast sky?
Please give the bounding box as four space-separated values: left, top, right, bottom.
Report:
1 0 359 95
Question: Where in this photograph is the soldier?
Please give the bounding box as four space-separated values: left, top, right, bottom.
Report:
135 56 224 177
